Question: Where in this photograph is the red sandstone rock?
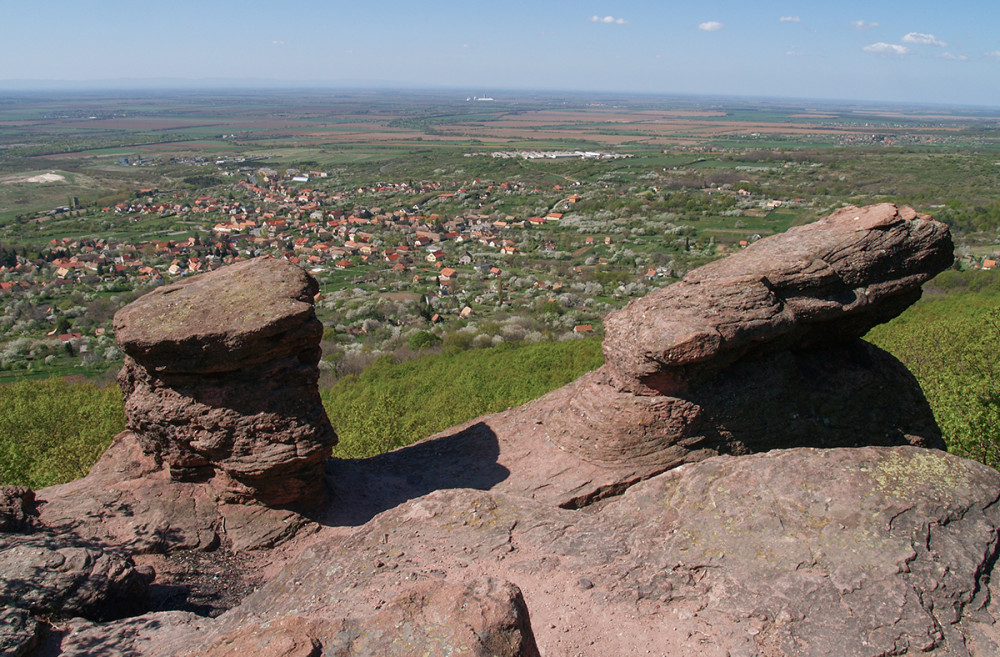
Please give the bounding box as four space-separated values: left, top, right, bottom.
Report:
10 206 994 657
603 203 952 394
192 580 539 657
191 448 1000 657
0 486 36 533
113 257 335 505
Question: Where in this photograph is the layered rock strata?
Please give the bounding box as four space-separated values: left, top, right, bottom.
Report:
603 203 953 394
533 203 952 474
113 257 336 506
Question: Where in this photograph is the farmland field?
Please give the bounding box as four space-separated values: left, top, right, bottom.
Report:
1 88 999 384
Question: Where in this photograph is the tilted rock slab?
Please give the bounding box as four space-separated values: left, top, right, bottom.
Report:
604 203 953 394
526 203 953 484
114 257 336 506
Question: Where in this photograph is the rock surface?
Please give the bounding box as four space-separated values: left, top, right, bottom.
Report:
197 448 1000 657
0 607 40 657
527 203 952 477
0 486 37 533
603 203 953 394
10 206 999 657
114 257 336 506
0 532 150 621
192 579 539 657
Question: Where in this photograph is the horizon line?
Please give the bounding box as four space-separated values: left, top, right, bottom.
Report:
2 80 1000 112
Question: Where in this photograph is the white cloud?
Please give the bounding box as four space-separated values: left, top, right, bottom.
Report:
590 15 627 25
863 42 909 55
902 32 946 46
786 49 803 56
941 52 968 61
698 21 724 32
271 40 285 45
852 20 880 30
985 51 1000 59
779 16 801 23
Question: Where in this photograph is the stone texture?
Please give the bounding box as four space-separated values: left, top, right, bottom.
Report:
31 611 213 657
0 607 40 657
193 580 539 657
0 486 37 533
37 430 314 560
113 257 336 505
603 203 953 394
215 448 1000 657
0 530 150 622
534 338 943 469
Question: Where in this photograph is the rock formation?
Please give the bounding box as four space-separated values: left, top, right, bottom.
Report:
205 447 1000 657
113 256 336 506
0 485 151 657
535 203 951 473
6 205 1000 657
604 203 953 394
0 258 336 655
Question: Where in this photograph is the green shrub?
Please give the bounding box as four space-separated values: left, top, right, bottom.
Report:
0 377 126 487
408 330 441 351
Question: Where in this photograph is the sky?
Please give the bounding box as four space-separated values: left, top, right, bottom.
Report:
2 0 999 107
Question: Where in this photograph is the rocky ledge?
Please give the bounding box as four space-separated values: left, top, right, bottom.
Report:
4 205 998 657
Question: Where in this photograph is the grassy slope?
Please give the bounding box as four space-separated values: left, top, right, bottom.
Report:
0 377 125 487
322 337 605 457
0 337 605 485
866 287 1000 467
5 284 998 489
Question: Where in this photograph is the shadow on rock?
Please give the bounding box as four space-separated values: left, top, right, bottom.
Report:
322 422 509 526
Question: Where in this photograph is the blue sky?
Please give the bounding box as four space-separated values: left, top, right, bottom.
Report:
3 0 999 107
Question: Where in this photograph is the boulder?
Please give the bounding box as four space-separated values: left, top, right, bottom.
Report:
113 257 336 506
527 203 951 482
0 530 150 622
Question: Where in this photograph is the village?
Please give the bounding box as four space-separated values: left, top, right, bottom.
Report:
0 160 742 377
2 157 996 380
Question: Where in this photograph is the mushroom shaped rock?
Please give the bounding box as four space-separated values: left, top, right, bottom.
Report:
114 257 335 506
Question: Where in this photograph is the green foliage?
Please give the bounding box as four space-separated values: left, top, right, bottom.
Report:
0 377 125 487
323 337 604 458
442 331 475 352
408 330 441 351
867 289 1000 468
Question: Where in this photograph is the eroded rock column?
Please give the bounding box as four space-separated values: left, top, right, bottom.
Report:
114 257 336 506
